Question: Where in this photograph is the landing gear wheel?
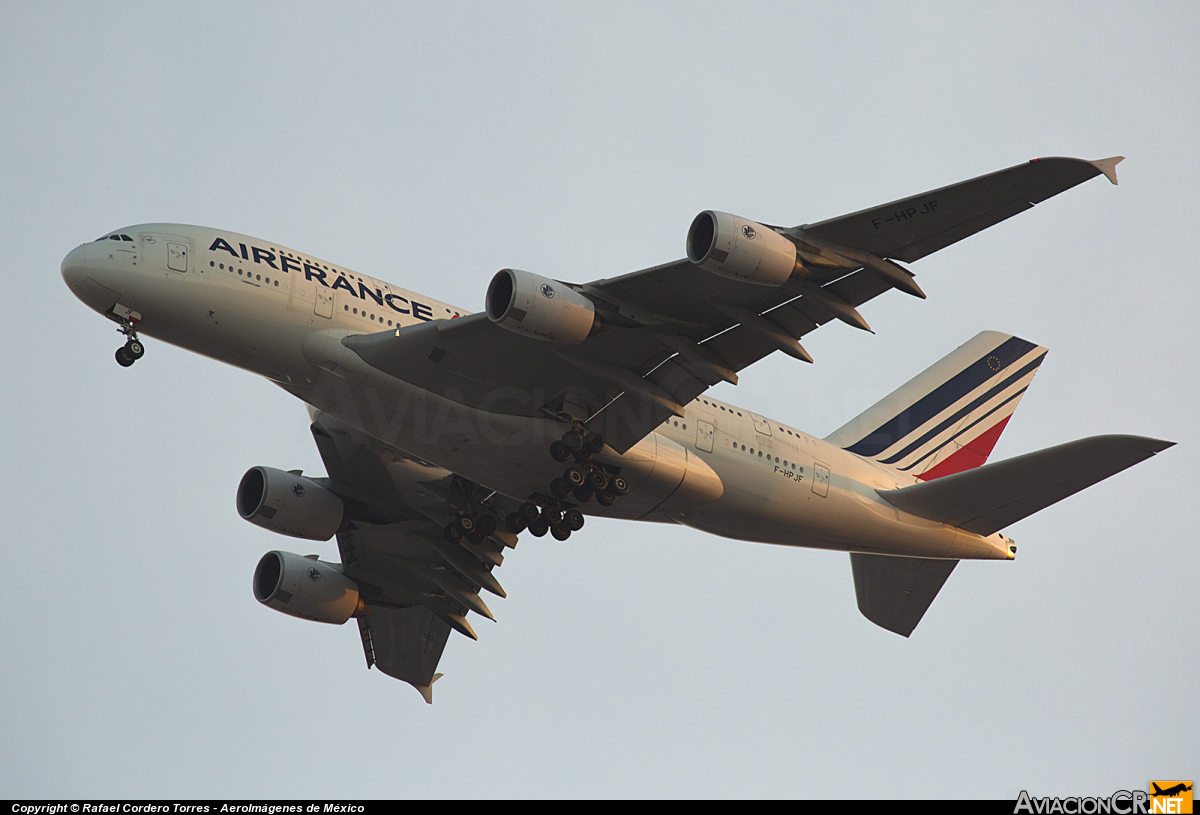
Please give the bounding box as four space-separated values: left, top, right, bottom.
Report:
583 432 604 454
475 514 497 537
505 512 527 534
126 340 145 359
456 515 476 535
550 525 571 541
528 522 549 538
444 523 466 543
549 441 572 462
572 485 594 504
115 347 134 367
587 469 608 492
595 490 617 507
541 507 563 528
550 478 573 499
519 502 541 522
609 476 630 496
562 431 584 453
563 508 585 531
564 466 587 490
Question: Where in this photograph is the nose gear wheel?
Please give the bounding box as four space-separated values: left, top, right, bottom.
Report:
113 314 144 366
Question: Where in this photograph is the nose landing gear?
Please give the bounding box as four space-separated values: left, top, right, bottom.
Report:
113 315 145 367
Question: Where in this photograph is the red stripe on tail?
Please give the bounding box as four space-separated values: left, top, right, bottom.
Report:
916 416 1012 481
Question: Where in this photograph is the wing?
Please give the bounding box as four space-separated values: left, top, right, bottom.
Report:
310 410 517 702
345 156 1120 454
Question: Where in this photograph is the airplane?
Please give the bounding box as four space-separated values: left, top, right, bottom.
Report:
61 155 1173 702
1152 784 1193 798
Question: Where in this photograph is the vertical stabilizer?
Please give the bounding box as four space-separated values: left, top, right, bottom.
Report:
824 331 1047 480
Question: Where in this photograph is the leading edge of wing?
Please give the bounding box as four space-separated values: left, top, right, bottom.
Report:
799 156 1122 264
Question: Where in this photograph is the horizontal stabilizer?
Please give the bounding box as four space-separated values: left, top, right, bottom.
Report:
850 553 958 637
877 435 1174 537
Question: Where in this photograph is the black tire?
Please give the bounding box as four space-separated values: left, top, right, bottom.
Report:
456 515 476 535
583 432 604 454
610 476 630 496
550 478 573 499
476 514 497 537
564 467 586 489
541 507 563 527
519 501 541 521
444 523 465 543
563 508 585 531
587 469 608 492
595 491 616 507
550 525 571 541
115 347 134 367
467 529 488 545
549 441 571 462
126 339 145 359
528 522 549 538
505 512 527 534
572 486 593 503
562 431 584 452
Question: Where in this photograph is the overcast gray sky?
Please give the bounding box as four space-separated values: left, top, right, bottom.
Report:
2 0 1195 799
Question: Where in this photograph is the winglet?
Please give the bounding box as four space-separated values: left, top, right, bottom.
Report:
1090 156 1124 185
412 673 443 704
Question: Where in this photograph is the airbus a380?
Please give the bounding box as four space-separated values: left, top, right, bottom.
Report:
62 156 1172 701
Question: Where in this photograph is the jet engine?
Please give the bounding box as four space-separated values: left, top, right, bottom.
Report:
485 268 596 344
686 211 801 286
236 466 344 541
253 550 364 625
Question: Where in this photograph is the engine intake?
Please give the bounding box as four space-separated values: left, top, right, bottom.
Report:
687 211 800 286
253 550 363 624
486 268 596 344
237 466 344 541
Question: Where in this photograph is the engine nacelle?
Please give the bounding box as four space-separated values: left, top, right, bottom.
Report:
686 211 800 286
253 550 363 625
236 466 344 541
485 268 596 344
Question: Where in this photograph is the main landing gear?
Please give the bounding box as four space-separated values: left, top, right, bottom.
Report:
503 501 585 541
439 428 629 547
497 428 631 543
443 511 499 545
547 429 629 509
113 316 145 367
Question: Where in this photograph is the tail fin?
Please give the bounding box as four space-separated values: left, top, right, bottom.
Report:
824 331 1047 480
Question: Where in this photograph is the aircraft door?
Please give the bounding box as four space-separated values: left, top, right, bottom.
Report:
167 242 188 272
751 414 772 435
696 420 714 453
314 287 333 318
812 461 830 497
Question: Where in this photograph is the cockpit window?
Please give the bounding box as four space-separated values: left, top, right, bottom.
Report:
109 235 121 241
120 234 133 241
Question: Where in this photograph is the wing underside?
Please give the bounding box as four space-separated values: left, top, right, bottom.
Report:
345 157 1117 454
310 411 516 702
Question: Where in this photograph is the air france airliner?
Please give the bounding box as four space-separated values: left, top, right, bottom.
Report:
62 155 1171 701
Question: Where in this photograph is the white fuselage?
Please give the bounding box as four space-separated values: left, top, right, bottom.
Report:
62 224 1013 562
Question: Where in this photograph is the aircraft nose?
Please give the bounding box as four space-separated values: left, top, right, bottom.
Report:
61 244 89 290
61 242 122 314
